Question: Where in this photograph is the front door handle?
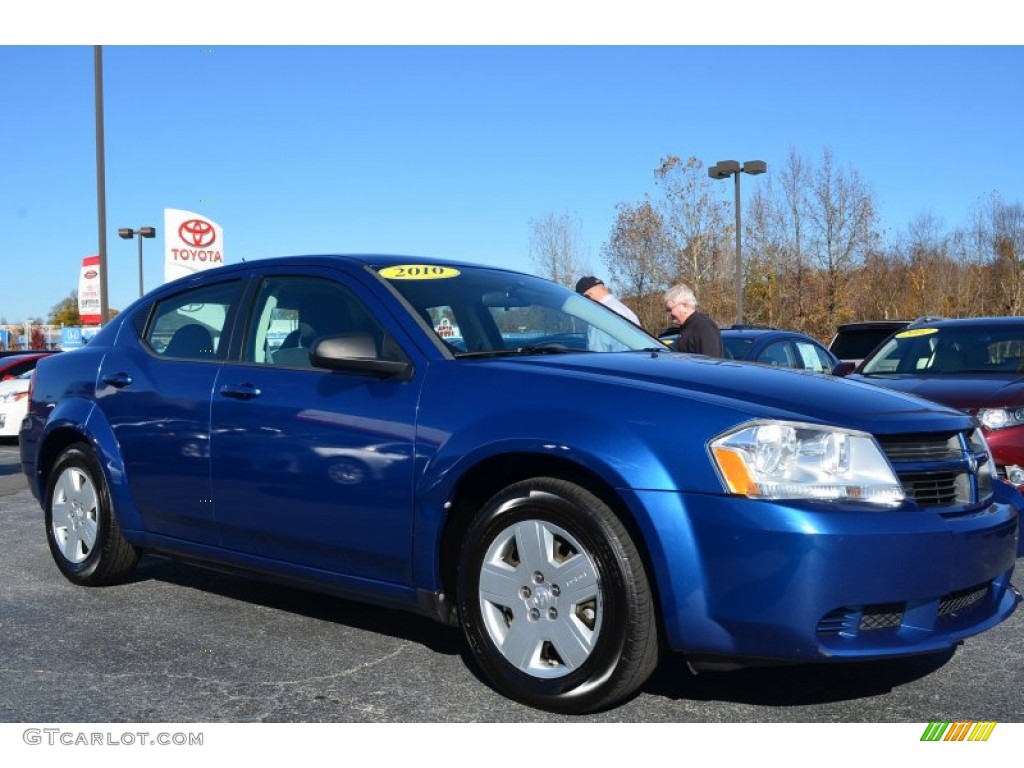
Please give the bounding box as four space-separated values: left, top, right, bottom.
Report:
219 383 262 400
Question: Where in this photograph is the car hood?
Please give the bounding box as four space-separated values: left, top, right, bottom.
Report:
481 352 972 433
847 373 1024 411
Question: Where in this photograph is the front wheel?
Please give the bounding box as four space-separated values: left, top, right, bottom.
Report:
457 478 659 713
45 443 139 586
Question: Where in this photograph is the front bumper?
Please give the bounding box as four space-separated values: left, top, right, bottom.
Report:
630 489 1020 663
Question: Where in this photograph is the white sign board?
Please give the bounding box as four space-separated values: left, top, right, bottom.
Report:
164 208 224 283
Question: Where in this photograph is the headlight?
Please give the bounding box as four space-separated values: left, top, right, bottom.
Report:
0 391 28 404
969 428 995 498
709 421 905 505
977 407 1024 431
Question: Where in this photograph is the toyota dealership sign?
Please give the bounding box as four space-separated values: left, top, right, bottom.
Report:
164 208 224 283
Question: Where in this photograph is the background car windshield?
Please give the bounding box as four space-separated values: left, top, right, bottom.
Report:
377 265 656 353
861 325 1024 375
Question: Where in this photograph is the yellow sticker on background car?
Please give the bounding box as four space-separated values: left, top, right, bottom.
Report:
895 328 938 338
379 265 461 280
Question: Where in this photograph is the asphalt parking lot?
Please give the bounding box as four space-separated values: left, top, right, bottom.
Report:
0 439 1021 723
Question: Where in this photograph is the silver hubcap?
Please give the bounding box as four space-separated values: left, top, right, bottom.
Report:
51 467 99 564
478 519 602 678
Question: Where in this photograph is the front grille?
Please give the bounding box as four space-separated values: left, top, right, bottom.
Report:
938 583 989 618
876 430 982 508
859 603 903 630
876 433 961 460
898 471 960 506
817 581 994 639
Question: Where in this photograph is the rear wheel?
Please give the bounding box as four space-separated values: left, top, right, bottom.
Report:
45 443 139 586
457 477 659 713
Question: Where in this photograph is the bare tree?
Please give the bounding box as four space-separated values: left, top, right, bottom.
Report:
527 211 591 288
744 179 790 328
775 147 813 330
804 148 880 336
653 156 732 318
602 199 671 332
979 193 1024 314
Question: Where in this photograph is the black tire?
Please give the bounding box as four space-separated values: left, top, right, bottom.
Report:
44 443 140 586
457 477 659 713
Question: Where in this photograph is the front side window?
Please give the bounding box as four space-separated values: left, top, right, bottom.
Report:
145 281 240 359
245 275 402 367
793 341 834 373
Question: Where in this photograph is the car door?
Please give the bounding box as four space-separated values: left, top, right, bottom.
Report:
96 278 243 543
209 269 422 585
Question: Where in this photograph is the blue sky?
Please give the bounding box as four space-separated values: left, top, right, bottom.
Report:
2 13 1022 323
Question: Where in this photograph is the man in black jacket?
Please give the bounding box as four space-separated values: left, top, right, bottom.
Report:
665 283 723 357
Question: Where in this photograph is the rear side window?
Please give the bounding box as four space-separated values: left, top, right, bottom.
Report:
144 281 241 359
830 327 903 360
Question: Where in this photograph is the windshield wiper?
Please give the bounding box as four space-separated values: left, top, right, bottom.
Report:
454 344 586 359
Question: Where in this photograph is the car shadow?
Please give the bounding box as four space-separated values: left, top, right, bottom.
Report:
642 647 956 706
128 554 464 657
127 554 957 710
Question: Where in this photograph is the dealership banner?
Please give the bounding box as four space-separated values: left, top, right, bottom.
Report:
164 208 224 283
78 255 102 325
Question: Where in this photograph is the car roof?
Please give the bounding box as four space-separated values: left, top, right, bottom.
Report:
720 328 815 339
194 253 504 275
835 320 911 331
904 316 1024 328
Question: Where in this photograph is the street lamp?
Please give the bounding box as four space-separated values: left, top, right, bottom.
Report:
118 226 156 298
708 159 767 325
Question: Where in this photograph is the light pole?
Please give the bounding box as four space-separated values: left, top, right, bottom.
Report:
118 226 157 298
708 159 767 325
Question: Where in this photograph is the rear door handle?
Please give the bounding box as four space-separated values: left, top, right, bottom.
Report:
219 383 262 400
101 373 133 388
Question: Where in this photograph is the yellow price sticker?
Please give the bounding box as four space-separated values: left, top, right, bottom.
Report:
894 327 938 338
378 265 461 280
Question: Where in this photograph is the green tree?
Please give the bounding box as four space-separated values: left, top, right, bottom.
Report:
49 290 81 327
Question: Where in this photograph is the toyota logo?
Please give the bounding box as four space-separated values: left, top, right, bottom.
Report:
179 219 216 247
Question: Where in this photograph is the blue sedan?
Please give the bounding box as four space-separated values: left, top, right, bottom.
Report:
20 255 1020 713
662 325 840 373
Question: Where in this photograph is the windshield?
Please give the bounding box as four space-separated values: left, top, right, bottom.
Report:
375 264 658 355
860 324 1024 375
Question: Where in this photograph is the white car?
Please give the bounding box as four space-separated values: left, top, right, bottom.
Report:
0 371 33 437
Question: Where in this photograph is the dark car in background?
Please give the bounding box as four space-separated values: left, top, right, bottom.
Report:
843 317 1024 489
19 256 1021 713
722 326 840 373
660 325 840 373
829 320 912 366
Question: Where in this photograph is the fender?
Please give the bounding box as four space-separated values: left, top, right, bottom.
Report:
409 404 694 593
38 397 146 538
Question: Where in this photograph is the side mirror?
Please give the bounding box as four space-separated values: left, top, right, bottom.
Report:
832 361 856 377
310 333 413 379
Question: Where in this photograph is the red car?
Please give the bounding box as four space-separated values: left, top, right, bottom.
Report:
843 317 1024 488
0 352 55 382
